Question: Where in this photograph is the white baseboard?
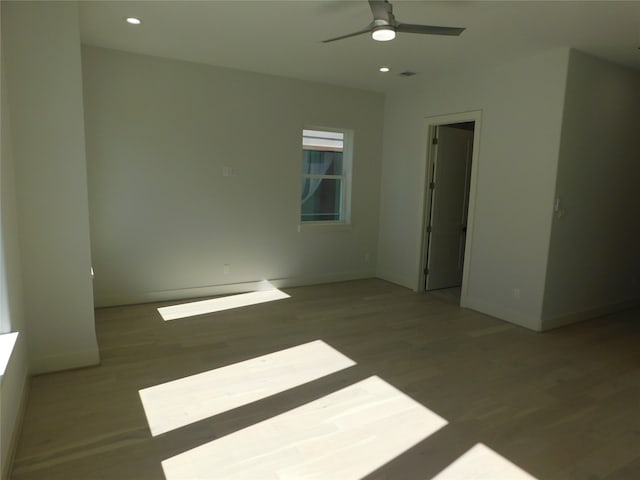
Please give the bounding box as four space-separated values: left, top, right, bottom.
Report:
462 297 543 332
375 269 416 291
30 349 100 375
541 297 640 331
94 271 377 308
464 296 640 332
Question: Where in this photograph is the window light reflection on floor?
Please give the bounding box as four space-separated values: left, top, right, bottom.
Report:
161 375 448 480
0 332 19 377
139 340 356 436
431 443 539 480
157 283 290 321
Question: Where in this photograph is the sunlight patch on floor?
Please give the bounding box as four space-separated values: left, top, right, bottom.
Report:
0 332 19 377
158 287 290 321
431 443 539 479
161 375 448 479
139 340 355 436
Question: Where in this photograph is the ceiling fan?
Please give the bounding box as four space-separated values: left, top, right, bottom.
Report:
322 0 465 43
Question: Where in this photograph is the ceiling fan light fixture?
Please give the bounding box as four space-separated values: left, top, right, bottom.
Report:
125 17 142 25
371 26 396 42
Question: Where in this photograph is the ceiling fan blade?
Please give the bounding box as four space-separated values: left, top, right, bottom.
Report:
322 27 372 43
368 0 393 22
397 23 465 36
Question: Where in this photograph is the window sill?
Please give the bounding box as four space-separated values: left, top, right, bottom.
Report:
298 221 352 232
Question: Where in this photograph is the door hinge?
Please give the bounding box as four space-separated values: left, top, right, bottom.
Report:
429 181 435 190
424 267 429 275
432 137 438 145
426 225 432 233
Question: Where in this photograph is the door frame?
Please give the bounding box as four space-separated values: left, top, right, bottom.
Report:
417 111 482 308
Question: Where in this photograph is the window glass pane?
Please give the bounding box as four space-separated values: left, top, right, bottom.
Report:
301 178 342 222
302 150 343 176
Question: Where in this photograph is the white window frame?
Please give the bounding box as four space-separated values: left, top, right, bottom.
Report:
300 127 353 229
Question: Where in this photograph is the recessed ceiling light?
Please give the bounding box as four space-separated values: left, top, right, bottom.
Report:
379 67 390 73
125 17 142 25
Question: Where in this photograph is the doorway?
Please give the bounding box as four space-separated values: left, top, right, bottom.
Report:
419 112 481 306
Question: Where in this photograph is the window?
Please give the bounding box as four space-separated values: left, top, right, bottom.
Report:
301 128 352 223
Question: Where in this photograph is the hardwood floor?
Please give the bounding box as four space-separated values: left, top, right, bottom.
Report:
9 279 640 479
428 287 462 305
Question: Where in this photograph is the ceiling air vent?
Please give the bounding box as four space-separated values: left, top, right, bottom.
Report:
398 71 417 77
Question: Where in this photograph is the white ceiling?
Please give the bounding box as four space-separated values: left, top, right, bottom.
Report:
79 0 640 92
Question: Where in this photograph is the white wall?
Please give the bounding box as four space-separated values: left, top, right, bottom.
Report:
81 47 384 307
1 10 29 475
542 51 640 328
377 48 570 330
2 2 99 373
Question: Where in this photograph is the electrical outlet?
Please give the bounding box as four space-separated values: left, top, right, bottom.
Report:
364 252 371 262
223 264 230 274
513 288 521 299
